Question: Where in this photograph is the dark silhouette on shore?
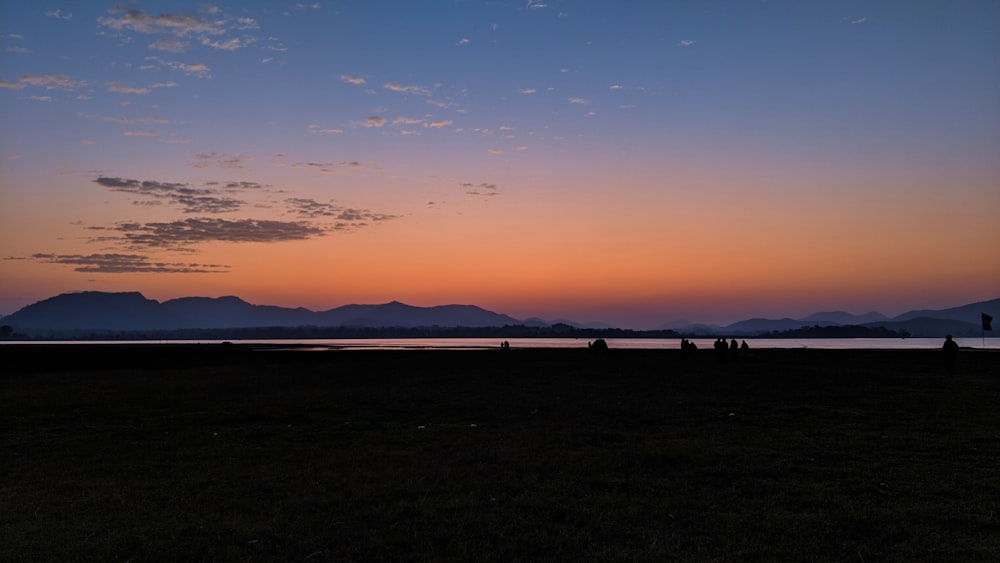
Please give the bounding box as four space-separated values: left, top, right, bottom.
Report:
589 338 609 353
680 338 698 359
942 334 959 376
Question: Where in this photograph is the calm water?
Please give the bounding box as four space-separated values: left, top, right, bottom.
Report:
4 337 998 350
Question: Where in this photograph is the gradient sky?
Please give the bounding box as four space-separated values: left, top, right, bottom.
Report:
1 1 998 328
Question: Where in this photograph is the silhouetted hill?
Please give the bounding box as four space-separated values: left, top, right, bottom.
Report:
2 292 521 333
801 310 888 324
161 296 316 329
892 298 1000 323
865 317 983 338
314 301 520 328
2 291 997 338
3 292 168 331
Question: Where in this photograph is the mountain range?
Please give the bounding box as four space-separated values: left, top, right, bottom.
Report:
1 291 997 338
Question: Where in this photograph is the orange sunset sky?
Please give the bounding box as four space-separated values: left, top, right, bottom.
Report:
1 1 998 327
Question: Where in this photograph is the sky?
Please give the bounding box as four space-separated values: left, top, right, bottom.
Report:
1 1 998 328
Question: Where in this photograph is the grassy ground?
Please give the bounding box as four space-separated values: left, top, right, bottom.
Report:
2 345 998 562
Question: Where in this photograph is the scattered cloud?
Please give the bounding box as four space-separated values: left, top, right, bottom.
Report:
568 97 588 105
193 153 252 169
456 38 471 46
31 252 230 274
308 124 344 134
19 74 82 90
355 116 387 128
850 17 868 24
123 130 159 137
201 37 246 50
488 148 503 155
340 74 366 85
93 176 255 213
384 82 432 96
425 120 453 129
169 61 211 78
677 39 696 47
0 80 26 90
45 9 73 20
103 218 325 249
106 81 152 95
461 182 499 197
29 96 53 102
98 8 225 37
519 88 537 94
150 37 185 52
609 84 623 90
526 1 549 10
285 198 399 228
102 115 170 124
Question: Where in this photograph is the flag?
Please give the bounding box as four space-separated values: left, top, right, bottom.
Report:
983 313 993 331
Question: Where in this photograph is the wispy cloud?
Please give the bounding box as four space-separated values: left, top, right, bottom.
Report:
150 37 185 52
384 82 432 96
308 124 344 134
568 97 588 105
45 9 73 20
488 148 503 155
519 88 537 94
106 81 152 94
425 119 453 129
340 74 366 86
677 39 696 47
354 116 387 128
99 8 225 37
123 130 159 137
193 153 252 169
201 37 246 50
285 198 399 229
850 17 868 24
102 115 170 124
31 252 230 274
461 182 499 197
19 74 82 90
169 61 211 77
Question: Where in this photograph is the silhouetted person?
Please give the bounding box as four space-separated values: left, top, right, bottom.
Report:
714 338 727 361
942 334 959 376
589 338 609 354
730 338 739 361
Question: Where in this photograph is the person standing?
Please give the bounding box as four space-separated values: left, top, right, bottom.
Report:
942 334 959 376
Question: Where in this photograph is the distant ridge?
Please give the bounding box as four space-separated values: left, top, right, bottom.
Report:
1 291 997 338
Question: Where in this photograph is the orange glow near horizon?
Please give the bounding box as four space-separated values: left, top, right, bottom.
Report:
2 2 998 326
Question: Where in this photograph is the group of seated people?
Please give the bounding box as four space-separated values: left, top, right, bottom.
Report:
680 337 749 361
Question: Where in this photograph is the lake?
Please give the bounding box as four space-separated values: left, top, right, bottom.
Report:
3 337 997 350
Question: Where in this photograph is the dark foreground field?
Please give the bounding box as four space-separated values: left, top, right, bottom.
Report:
2 345 999 562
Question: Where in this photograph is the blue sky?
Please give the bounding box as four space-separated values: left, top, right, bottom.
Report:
1 1 998 327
